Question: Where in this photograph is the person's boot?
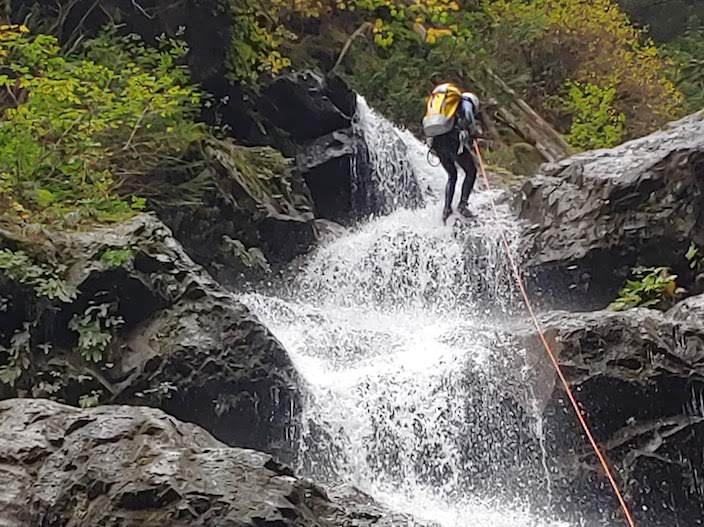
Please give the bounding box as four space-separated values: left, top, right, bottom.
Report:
457 202 473 218
442 206 452 224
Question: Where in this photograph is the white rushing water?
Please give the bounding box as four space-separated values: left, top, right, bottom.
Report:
241 97 577 526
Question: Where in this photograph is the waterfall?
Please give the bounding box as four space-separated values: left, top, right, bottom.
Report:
240 98 591 526
351 96 424 216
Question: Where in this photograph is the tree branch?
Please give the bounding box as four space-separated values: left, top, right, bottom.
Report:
122 100 153 152
330 22 372 73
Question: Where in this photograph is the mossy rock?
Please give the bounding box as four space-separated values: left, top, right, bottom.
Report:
153 138 317 284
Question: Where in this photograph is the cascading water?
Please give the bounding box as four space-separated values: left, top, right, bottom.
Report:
241 98 582 526
350 97 424 216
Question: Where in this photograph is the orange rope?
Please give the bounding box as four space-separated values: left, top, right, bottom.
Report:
471 141 637 527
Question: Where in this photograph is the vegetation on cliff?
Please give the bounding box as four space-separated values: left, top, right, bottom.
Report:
0 25 202 226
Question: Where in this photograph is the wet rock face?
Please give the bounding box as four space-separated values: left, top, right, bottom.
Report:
261 71 355 142
296 128 364 223
516 112 704 310
260 71 369 225
0 399 431 527
0 215 300 462
518 302 704 526
158 71 374 270
214 70 362 227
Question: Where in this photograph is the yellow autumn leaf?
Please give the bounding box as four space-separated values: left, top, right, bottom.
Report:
426 27 453 44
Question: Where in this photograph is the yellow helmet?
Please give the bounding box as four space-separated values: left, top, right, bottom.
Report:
431 82 462 95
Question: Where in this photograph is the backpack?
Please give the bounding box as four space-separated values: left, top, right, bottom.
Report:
422 83 462 138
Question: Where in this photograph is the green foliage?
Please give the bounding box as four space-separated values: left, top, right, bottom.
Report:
0 25 202 226
223 0 681 149
99 248 134 270
686 241 704 274
0 248 76 301
0 323 32 386
135 381 178 400
227 0 464 83
609 266 684 311
298 0 680 149
228 2 294 83
68 303 124 362
558 82 627 149
485 0 682 139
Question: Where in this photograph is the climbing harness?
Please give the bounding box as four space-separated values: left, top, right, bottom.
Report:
425 132 472 167
472 140 637 527
426 147 441 167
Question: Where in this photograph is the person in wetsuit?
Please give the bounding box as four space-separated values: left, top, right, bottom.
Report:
428 89 480 223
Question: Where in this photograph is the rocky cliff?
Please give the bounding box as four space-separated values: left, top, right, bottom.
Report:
2 1 704 522
517 111 704 310
513 111 704 525
510 302 704 525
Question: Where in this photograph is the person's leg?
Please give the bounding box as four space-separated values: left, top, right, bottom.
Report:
439 152 457 222
456 150 478 215
432 131 460 223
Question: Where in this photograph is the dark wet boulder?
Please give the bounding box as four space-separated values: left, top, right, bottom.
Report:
516 112 704 310
0 398 432 527
199 70 364 225
294 128 363 222
205 70 410 225
206 70 356 151
0 214 300 461
515 300 704 526
261 70 355 142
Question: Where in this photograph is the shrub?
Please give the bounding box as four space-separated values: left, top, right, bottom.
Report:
226 0 465 83
484 0 682 139
557 81 626 149
0 25 202 226
609 266 684 311
0 248 76 302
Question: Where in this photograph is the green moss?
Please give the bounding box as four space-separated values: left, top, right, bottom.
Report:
204 138 311 221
